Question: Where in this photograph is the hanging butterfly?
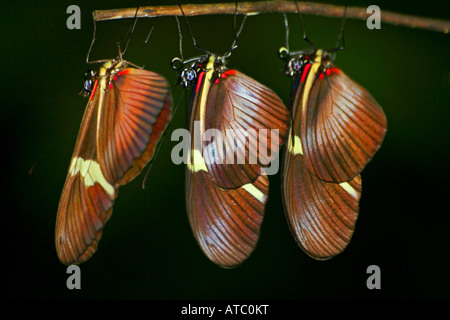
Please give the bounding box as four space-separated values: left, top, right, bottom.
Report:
55 47 172 265
171 10 289 268
279 13 387 260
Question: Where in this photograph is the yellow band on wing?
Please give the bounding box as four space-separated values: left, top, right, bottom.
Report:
69 157 115 196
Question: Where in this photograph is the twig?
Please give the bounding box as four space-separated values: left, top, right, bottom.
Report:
93 1 450 34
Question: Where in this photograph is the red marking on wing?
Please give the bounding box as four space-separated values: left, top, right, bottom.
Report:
116 69 131 76
195 71 205 93
300 63 311 83
221 70 237 79
88 80 99 103
330 67 340 74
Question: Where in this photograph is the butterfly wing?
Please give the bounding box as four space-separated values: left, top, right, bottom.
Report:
186 169 269 268
97 68 172 185
203 71 289 189
282 136 362 259
301 68 387 182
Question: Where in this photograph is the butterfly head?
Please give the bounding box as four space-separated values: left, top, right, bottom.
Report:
79 70 96 98
279 47 335 77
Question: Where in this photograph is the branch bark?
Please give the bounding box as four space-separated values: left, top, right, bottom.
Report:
93 1 450 34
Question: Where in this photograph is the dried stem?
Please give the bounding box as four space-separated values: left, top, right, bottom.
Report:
93 1 450 34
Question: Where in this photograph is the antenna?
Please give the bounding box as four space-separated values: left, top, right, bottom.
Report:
118 7 140 56
329 6 347 54
86 14 98 64
142 26 155 69
284 13 290 51
177 3 209 55
294 0 316 50
85 7 140 64
175 16 184 62
223 1 248 58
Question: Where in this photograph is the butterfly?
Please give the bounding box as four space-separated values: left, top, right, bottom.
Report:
279 19 387 259
55 52 172 265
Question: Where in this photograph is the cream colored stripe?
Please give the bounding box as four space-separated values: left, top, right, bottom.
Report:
189 149 208 172
242 183 265 203
198 56 215 138
339 181 358 199
289 50 323 156
301 49 323 112
70 157 115 196
188 56 216 173
288 131 304 156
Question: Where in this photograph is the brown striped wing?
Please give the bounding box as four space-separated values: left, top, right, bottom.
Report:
55 86 114 265
282 141 362 260
301 70 387 182
55 162 115 265
56 67 172 265
98 68 172 185
203 71 289 189
186 170 269 268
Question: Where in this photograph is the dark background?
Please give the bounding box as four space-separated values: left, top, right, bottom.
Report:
3 0 449 300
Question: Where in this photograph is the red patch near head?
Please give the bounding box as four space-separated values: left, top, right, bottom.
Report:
300 63 312 83
195 71 205 93
116 69 130 77
330 67 340 74
323 67 340 78
88 80 99 102
220 70 237 79
225 70 237 76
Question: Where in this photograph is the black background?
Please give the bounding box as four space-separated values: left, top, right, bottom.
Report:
3 0 449 301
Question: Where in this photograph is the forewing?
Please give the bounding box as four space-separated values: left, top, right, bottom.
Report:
203 71 289 189
301 70 387 182
98 68 172 185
